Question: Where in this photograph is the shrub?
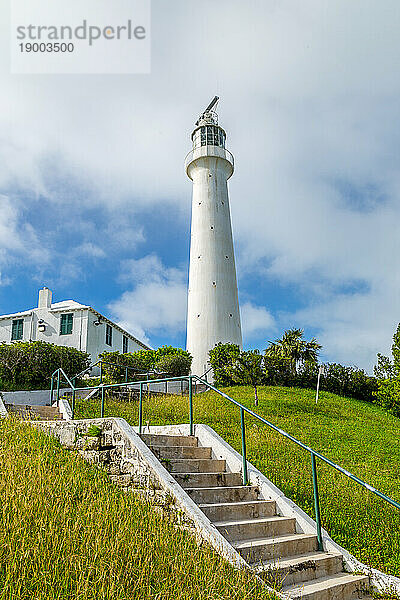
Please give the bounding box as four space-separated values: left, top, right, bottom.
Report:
154 354 192 377
100 347 192 384
226 349 264 405
0 341 90 391
322 363 377 403
374 323 400 415
208 342 377 405
208 343 240 387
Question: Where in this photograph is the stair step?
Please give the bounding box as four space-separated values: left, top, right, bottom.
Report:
162 458 226 473
150 445 212 460
174 472 242 488
284 572 370 600
215 515 296 541
140 434 198 447
187 485 259 504
199 499 276 521
256 551 343 587
233 533 318 562
7 405 62 420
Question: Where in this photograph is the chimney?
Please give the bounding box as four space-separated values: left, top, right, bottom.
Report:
38 287 52 309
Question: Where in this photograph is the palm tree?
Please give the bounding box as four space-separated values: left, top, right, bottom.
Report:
265 328 321 375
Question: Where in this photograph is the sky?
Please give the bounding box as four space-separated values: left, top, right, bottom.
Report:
0 0 399 372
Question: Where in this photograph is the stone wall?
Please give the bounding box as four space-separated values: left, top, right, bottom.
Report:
34 418 196 532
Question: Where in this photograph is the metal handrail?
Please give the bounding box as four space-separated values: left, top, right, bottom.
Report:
192 375 400 550
199 365 213 382
184 146 234 171
51 369 400 553
71 359 140 384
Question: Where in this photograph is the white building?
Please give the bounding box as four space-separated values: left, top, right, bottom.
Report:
186 98 242 377
0 287 150 364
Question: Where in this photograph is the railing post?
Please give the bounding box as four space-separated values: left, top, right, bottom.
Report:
138 383 143 435
72 388 76 419
101 385 105 418
189 376 193 436
56 370 60 406
240 407 248 485
311 452 323 550
165 380 168 395
125 367 128 383
50 374 54 405
100 361 103 384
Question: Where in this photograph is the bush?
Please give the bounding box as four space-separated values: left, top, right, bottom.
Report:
374 377 400 416
209 342 377 404
322 363 377 403
154 354 192 377
226 349 264 405
373 323 400 415
208 343 240 387
100 346 192 384
0 341 90 391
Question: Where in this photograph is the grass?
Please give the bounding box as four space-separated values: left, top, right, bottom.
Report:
0 416 277 600
75 384 400 578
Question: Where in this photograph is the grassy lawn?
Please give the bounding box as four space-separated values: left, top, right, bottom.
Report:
0 417 277 600
75 385 400 578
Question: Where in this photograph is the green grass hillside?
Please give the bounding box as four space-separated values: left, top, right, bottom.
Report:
75 385 400 578
0 417 276 600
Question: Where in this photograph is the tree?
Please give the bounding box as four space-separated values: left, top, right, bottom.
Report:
265 328 321 375
374 323 400 415
227 350 264 406
208 343 241 387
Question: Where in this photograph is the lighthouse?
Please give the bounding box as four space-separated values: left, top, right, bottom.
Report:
185 97 242 377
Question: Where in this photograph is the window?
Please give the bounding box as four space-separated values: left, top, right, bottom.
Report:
106 324 113 346
11 319 23 341
60 313 73 335
123 335 128 354
200 126 206 146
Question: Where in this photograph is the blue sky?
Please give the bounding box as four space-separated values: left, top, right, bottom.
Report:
1 0 400 372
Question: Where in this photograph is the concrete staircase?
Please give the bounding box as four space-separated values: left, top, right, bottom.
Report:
6 404 62 421
141 433 372 600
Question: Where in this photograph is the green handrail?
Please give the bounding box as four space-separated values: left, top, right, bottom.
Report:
51 367 400 553
192 375 400 549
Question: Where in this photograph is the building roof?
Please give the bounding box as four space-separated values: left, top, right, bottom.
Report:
0 298 151 351
49 300 90 311
0 309 33 320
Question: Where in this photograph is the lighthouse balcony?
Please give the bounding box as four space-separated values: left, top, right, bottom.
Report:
185 145 234 173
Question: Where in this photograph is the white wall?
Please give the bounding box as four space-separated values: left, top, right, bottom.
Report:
34 308 89 351
0 307 88 351
86 309 146 364
0 314 32 344
186 146 242 376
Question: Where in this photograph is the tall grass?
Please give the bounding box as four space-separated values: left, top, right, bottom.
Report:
75 385 400 577
0 417 276 600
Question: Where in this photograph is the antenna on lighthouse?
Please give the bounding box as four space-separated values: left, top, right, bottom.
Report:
196 96 219 125
204 96 219 113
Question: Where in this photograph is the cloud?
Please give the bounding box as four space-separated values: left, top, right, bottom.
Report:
0 1 400 367
0 195 50 269
73 243 106 259
109 254 187 343
241 302 275 341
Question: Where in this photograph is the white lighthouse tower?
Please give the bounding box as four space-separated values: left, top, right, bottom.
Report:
185 97 242 377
